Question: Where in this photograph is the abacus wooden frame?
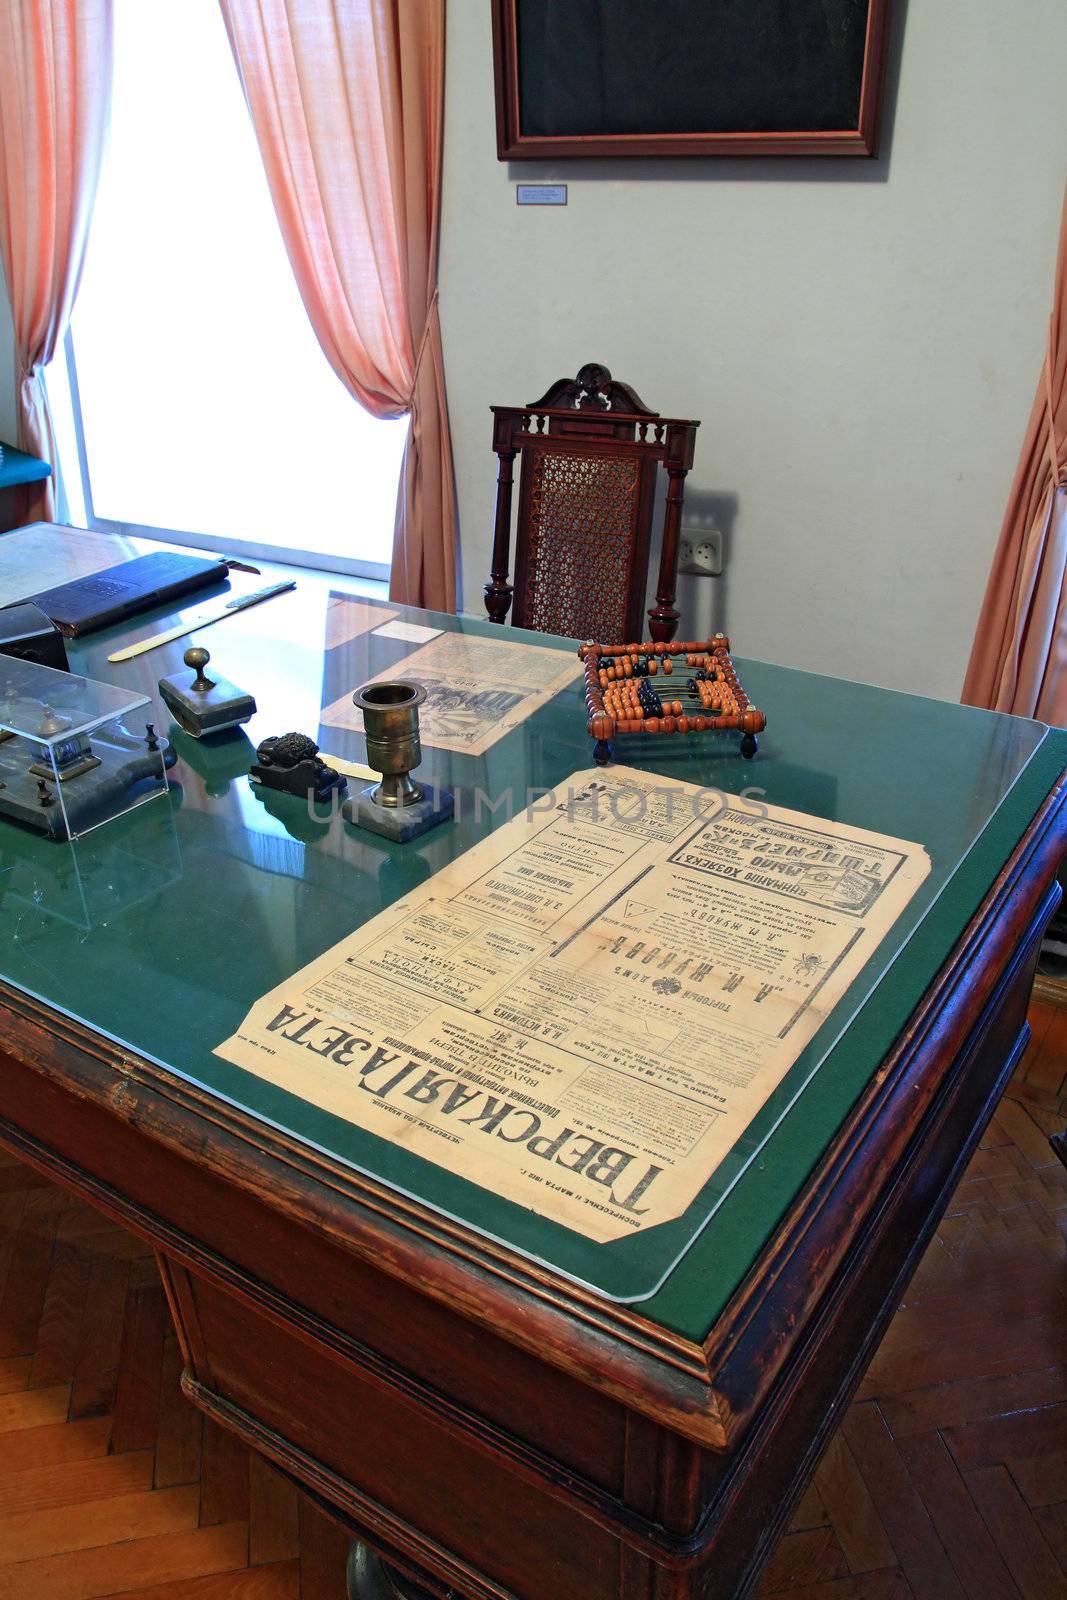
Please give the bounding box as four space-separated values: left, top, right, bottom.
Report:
581 633 767 765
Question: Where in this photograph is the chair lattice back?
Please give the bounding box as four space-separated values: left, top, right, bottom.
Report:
486 364 700 644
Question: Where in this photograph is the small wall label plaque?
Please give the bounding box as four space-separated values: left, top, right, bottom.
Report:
515 183 567 206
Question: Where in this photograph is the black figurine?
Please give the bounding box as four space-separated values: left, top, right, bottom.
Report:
250 732 346 803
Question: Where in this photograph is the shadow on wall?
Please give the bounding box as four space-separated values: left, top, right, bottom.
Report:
643 477 738 645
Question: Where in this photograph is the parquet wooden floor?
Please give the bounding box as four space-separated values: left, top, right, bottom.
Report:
1 1000 1066 1600
759 996 1067 1600
0 1157 350 1598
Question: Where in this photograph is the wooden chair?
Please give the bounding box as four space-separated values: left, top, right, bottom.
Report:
485 364 699 643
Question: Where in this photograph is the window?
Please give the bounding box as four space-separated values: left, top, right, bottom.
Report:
51 0 408 580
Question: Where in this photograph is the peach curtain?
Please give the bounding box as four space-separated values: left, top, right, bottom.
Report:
218 0 456 612
962 184 1067 722
0 0 112 522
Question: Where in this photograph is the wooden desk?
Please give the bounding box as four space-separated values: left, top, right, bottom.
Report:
0 546 1063 1600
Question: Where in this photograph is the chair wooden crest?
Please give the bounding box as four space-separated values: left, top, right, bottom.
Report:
485 363 700 643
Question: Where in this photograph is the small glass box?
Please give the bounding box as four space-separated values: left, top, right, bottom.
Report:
0 658 169 841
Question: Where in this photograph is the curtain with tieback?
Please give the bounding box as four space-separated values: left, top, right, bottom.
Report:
217 0 457 612
0 0 113 524
963 183 1067 722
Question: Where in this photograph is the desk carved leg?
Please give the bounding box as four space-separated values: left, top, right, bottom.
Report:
347 1543 456 1600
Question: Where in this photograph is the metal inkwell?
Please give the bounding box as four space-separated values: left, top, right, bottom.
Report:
342 681 453 840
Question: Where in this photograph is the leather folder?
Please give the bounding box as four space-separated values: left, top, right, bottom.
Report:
24 552 230 637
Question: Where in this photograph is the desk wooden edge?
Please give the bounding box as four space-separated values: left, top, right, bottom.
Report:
0 769 1062 1468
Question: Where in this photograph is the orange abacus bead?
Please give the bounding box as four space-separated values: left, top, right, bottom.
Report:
662 716 676 733
672 700 682 715
693 716 707 732
678 716 689 733
662 658 672 674
648 660 658 674
645 718 659 732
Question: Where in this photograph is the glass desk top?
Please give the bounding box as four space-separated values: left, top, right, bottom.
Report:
0 552 1062 1337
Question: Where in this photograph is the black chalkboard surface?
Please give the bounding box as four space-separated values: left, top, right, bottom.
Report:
492 0 891 158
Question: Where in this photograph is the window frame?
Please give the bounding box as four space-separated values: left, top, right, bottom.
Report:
61 334 393 585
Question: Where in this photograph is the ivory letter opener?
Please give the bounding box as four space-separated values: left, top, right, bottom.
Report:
107 581 296 663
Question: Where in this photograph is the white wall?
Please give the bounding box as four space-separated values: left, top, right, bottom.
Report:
440 0 1067 701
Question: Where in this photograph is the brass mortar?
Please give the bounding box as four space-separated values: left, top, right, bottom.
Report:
353 681 427 809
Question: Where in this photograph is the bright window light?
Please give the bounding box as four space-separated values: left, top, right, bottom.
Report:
66 0 407 576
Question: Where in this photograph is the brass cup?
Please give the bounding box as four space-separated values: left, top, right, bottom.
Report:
353 681 426 808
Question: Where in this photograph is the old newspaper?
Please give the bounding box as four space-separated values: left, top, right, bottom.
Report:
216 768 930 1242
320 631 581 756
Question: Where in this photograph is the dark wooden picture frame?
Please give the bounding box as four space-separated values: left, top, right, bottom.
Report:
492 0 892 159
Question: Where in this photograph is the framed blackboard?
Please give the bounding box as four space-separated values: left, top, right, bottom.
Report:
492 0 892 159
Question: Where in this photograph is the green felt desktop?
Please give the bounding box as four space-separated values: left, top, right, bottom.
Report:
0 559 1060 1337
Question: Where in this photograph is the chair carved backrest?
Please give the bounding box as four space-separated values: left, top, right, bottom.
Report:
485 364 700 643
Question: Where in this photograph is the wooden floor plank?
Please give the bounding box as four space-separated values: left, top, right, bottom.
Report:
964 1465 1067 1600
296 1500 350 1600
995 1098 1064 1170
70 1256 132 1421
200 1420 250 1530
1005 1453 1067 1510
789 1481 831 1534
111 1283 166 1456
769 1575 915 1600
0 1484 200 1566
859 1315 1067 1398
247 1456 300 1566
879 1366 1067 1439
0 1188 65 1359
106 1560 300 1599
0 1193 29 1312
0 1521 250 1600
0 1383 69 1435
1 1414 112 1470
894 1432 1021 1600
31 1241 92 1387
840 1405 965 1600
155 1336 203 1490
813 1433 896 1575
0 1358 30 1396
759 1527 850 1593
0 1449 154 1518
941 1403 1067 1472
1019 1005 1067 1102
1033 1502 1067 1577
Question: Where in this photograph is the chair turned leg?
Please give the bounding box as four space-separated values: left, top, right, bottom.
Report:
646 605 679 643
483 578 513 624
347 1542 455 1600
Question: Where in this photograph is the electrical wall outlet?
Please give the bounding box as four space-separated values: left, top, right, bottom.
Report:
678 530 723 577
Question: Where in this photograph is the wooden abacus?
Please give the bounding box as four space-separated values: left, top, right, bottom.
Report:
579 634 766 765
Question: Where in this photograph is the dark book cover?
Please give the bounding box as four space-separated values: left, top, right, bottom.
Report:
26 552 229 637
